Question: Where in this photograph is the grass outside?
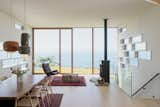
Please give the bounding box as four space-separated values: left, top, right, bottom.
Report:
34 66 99 75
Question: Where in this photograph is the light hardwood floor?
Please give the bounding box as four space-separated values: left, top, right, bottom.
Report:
51 75 160 107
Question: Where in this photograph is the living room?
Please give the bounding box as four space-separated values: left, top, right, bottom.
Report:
0 0 160 107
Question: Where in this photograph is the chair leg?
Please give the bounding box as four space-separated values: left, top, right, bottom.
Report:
36 97 41 107
28 94 34 107
41 89 51 107
46 89 52 106
15 99 18 107
40 91 46 107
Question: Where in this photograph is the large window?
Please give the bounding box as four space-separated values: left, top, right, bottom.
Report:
108 28 118 75
94 28 104 74
33 28 118 75
34 29 59 74
73 28 92 74
61 29 72 73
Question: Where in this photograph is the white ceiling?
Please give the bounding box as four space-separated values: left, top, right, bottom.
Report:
0 0 154 27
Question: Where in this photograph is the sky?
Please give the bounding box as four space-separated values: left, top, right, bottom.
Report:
34 28 117 54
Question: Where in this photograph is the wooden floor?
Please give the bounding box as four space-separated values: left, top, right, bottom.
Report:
50 75 160 107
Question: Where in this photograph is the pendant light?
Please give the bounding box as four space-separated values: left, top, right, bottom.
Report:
3 0 19 52
18 0 30 55
3 41 19 52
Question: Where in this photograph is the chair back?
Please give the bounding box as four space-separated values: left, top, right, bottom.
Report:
42 63 52 74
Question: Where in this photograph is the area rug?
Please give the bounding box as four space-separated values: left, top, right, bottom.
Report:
49 76 86 86
39 94 63 107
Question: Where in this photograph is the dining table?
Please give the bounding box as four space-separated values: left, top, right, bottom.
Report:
0 73 45 107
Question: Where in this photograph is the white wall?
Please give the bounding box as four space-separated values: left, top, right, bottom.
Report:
0 10 32 75
118 6 160 99
0 11 18 41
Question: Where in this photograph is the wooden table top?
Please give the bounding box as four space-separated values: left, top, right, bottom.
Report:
0 74 45 100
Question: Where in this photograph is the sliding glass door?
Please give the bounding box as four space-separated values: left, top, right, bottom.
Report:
34 29 59 73
94 28 104 74
73 28 92 74
33 28 118 75
61 29 72 73
108 28 118 76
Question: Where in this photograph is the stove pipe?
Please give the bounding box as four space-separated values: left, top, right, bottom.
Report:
99 19 110 83
104 19 108 61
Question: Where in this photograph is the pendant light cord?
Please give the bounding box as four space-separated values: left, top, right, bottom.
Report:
9 0 13 36
23 0 26 30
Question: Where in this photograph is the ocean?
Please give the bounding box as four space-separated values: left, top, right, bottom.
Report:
35 51 117 73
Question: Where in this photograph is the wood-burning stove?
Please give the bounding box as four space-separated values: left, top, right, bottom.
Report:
99 19 110 83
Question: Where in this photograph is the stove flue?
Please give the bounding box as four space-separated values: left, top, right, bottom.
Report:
99 19 110 83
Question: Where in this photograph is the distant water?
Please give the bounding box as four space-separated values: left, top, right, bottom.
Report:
35 52 117 72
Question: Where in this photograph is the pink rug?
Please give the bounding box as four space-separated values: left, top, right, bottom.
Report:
39 94 63 107
49 76 86 86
